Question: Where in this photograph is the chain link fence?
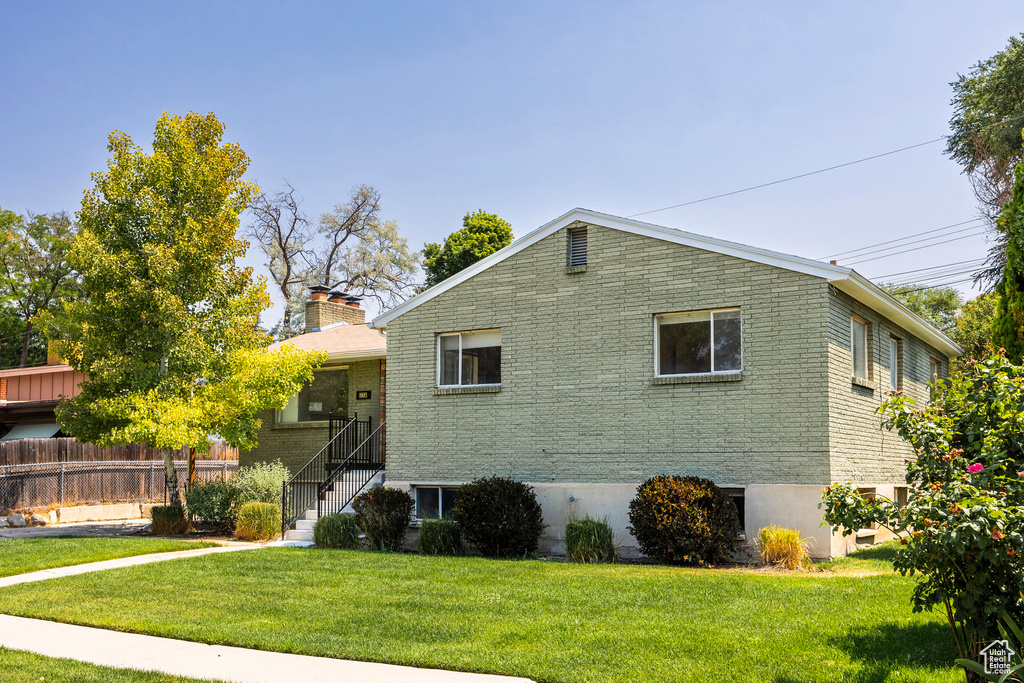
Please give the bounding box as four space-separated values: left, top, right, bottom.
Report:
0 460 238 513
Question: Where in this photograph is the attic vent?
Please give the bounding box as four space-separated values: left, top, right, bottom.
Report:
567 228 588 267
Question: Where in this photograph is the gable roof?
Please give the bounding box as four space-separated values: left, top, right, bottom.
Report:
372 208 962 358
270 323 386 363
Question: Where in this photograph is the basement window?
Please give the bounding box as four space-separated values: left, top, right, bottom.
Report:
567 227 588 267
721 487 746 533
437 329 501 387
414 486 461 519
656 308 741 376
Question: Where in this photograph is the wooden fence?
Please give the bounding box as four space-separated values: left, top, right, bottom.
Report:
0 438 238 467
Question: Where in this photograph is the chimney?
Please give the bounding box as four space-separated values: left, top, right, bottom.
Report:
345 295 362 308
304 286 366 333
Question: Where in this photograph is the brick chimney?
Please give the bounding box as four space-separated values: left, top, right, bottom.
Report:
304 287 366 332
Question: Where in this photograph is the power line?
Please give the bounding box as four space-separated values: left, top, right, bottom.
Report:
629 113 1024 219
629 138 946 218
883 267 981 287
821 219 983 260
871 258 986 280
828 224 985 263
844 231 988 266
895 277 977 294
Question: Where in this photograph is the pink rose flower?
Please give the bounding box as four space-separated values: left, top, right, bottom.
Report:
967 463 984 474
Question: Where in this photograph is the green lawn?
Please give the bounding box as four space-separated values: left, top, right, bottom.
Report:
0 545 961 683
0 648 222 682
0 537 217 578
816 539 903 574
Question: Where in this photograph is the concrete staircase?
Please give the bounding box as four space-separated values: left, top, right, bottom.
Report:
284 470 385 542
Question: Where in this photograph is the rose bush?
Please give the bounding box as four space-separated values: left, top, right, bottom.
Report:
821 352 1024 678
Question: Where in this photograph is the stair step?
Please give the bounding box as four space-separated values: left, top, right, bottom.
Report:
295 519 316 531
285 529 314 542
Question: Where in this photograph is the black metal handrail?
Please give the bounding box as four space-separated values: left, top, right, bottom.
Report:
280 415 368 536
314 421 385 520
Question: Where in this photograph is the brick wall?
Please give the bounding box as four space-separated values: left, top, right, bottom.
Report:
305 300 366 331
240 359 383 474
826 288 948 483
384 224 834 486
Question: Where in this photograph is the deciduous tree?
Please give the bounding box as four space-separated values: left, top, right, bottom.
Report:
947 34 1024 287
40 112 324 503
422 210 513 289
880 283 963 332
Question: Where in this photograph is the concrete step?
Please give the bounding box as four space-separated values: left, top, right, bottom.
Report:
285 529 313 542
295 519 316 531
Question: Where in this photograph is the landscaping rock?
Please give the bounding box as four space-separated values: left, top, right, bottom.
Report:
0 517 8 528
31 514 48 526
8 513 26 527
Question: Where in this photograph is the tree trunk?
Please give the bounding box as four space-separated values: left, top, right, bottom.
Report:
19 319 32 368
163 447 180 506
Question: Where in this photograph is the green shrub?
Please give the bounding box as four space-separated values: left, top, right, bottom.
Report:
419 518 462 555
313 513 361 549
627 475 741 566
150 505 189 535
822 352 1024 665
452 476 545 558
234 501 281 541
564 516 617 563
352 487 414 551
756 525 810 570
184 477 237 524
235 460 290 506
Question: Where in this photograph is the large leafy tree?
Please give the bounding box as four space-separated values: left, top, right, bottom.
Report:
422 210 513 289
880 283 963 333
992 141 1024 362
40 112 324 503
950 293 997 361
947 34 1024 288
0 208 79 367
246 183 419 338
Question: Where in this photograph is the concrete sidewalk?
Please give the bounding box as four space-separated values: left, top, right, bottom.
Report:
0 543 260 588
0 614 534 683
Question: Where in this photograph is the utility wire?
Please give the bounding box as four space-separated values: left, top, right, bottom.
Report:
844 231 988 266
821 219 983 260
883 267 982 287
629 113 1024 219
896 277 977 294
871 258 986 280
828 224 985 262
628 138 947 218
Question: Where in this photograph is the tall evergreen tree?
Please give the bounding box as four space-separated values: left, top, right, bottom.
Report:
992 138 1024 361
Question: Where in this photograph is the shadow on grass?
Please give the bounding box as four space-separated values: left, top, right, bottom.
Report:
846 543 901 564
774 620 959 683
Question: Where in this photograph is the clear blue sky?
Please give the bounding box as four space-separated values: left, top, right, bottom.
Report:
2 1 1021 318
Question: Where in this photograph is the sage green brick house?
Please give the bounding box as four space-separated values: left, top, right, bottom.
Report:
370 208 960 559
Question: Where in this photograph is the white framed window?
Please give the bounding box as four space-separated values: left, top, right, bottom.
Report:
655 308 741 376
278 367 349 423
414 486 461 519
889 336 901 391
851 316 869 380
437 329 501 387
929 357 942 382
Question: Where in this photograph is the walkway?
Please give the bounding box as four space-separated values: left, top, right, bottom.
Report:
0 543 260 588
0 614 533 683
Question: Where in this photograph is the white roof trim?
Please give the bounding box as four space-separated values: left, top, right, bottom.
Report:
373 208 961 357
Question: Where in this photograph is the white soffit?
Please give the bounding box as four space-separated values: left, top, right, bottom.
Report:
373 208 962 357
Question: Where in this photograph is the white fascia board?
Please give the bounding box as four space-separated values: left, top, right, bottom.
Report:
372 208 849 328
830 272 962 358
325 351 386 363
370 207 962 358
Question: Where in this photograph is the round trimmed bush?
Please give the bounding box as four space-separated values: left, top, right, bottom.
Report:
627 475 741 566
352 487 414 551
234 501 281 542
564 516 617 563
314 512 361 549
184 477 237 525
419 518 462 555
452 476 545 558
